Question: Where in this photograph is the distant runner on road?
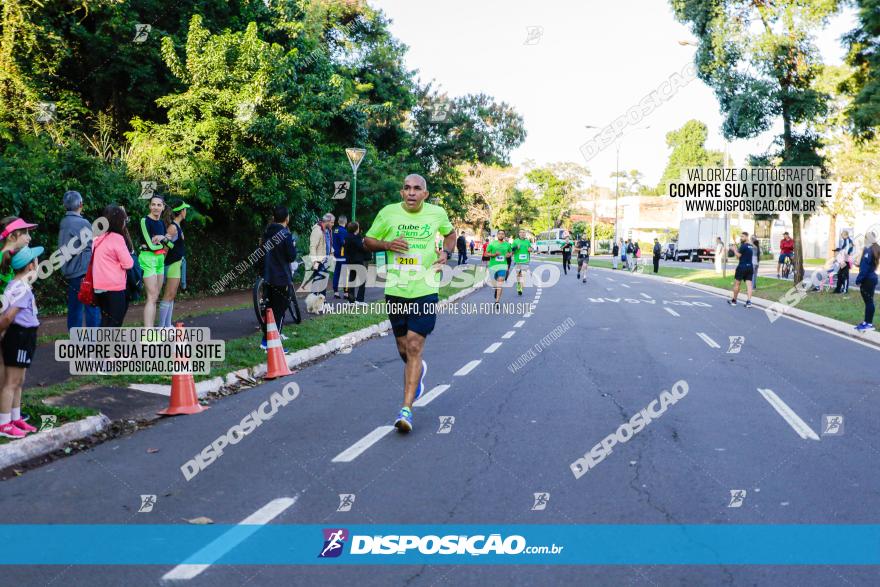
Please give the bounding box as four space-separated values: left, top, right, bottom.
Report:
364 174 455 433
574 235 590 283
487 230 512 306
511 229 532 296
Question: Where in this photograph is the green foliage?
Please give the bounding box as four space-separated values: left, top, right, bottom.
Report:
659 119 724 193
0 0 526 307
842 0 880 137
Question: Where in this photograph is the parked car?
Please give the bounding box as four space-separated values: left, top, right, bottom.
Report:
662 243 677 260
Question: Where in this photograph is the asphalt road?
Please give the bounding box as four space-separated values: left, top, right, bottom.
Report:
2 261 878 586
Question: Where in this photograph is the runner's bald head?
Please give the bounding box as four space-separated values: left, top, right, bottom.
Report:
403 174 427 190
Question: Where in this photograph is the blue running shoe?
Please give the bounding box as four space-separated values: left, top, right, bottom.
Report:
394 407 413 433
855 322 875 332
415 360 427 400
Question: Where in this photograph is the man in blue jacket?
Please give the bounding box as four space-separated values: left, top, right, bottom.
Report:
58 190 101 330
331 215 348 299
260 205 298 349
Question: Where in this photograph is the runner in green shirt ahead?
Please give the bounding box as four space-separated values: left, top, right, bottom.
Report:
486 230 512 306
364 174 456 434
512 229 532 296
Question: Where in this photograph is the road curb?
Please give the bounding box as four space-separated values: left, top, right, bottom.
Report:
132 279 487 397
0 414 111 470
1 281 486 471
593 266 880 349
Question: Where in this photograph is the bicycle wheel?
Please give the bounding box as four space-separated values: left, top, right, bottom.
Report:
252 277 268 326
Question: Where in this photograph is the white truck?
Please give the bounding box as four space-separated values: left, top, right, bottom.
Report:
675 217 728 262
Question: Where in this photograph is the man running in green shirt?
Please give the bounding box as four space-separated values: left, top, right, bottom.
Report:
364 174 455 433
487 230 512 306
511 229 532 296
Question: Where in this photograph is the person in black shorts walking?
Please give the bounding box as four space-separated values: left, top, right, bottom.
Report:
728 231 754 308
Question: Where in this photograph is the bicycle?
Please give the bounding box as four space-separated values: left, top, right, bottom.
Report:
252 259 329 328
781 255 793 279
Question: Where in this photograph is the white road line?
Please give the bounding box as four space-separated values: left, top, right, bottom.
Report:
620 283 631 289
513 320 526 328
332 426 394 463
523 312 533 318
501 330 516 339
161 497 298 582
640 293 652 299
606 278 615 282
484 342 502 353
757 388 820 441
696 332 721 348
664 308 680 317
413 384 451 408
454 360 481 376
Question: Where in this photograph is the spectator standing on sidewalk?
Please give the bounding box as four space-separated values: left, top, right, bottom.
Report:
456 232 468 265
331 215 348 299
834 230 854 294
714 237 724 274
307 213 334 294
157 199 189 327
652 238 661 273
59 191 101 330
343 221 368 304
854 231 880 332
92 206 135 327
260 206 298 348
612 240 620 269
469 239 474 255
619 238 627 271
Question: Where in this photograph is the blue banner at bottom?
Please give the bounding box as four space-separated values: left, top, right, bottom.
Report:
2 525 879 565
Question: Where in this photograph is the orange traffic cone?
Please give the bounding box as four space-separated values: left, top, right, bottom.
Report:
158 323 208 416
264 308 291 380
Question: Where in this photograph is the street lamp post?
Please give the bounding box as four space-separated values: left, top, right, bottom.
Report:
345 147 366 222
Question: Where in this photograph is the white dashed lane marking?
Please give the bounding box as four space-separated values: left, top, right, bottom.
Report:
640 293 652 299
514 320 526 328
454 360 481 376
696 332 721 348
664 308 680 317
757 388 820 441
414 384 451 408
502 331 516 339
332 426 395 463
161 497 298 581
484 342 502 354
620 283 631 289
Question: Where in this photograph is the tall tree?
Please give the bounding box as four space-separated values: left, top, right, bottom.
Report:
842 0 880 137
659 119 724 194
672 0 839 284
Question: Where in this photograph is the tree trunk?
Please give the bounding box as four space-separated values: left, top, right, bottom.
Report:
828 214 837 261
781 101 806 284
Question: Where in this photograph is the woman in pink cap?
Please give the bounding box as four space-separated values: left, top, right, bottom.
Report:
0 217 36 433
0 217 36 293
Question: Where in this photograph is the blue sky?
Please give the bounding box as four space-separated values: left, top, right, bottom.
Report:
372 0 857 189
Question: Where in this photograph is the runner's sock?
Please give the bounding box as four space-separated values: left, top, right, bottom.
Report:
166 301 175 327
158 301 172 327
0 413 10 426
11 408 20 421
